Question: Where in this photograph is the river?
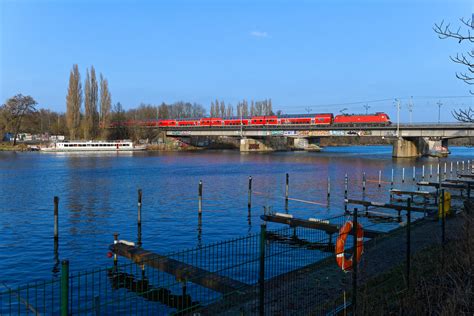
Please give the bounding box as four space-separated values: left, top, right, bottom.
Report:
0 146 472 286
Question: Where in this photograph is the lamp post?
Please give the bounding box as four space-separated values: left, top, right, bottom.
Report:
437 101 442 124
395 99 401 138
408 96 413 124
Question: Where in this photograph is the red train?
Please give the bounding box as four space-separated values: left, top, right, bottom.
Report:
110 112 391 128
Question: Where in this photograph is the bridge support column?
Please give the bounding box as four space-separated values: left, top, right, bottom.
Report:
240 138 274 152
293 138 309 150
392 137 450 158
392 138 425 158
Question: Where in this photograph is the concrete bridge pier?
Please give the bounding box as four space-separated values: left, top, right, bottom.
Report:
240 137 289 152
392 137 449 158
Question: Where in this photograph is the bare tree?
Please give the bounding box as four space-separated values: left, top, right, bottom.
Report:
3 94 37 145
66 64 82 139
434 17 473 122
451 107 474 123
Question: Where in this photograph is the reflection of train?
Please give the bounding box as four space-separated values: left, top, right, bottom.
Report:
110 113 391 128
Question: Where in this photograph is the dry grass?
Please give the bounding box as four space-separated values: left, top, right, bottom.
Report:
358 201 474 315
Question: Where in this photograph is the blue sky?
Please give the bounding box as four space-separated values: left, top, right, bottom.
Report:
1 0 472 122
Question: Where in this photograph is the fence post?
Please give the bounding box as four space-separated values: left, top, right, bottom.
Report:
259 224 267 316
61 260 69 316
248 176 252 210
352 208 358 315
137 189 142 247
406 198 411 289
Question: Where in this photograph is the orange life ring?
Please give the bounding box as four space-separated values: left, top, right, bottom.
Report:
335 220 364 272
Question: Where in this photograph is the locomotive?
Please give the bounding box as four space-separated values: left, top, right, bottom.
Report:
110 112 391 128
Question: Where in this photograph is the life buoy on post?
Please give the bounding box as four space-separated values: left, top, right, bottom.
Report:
335 220 364 272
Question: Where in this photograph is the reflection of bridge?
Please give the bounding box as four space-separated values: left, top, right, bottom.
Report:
157 123 474 157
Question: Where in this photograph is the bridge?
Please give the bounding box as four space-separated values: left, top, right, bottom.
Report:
152 123 473 157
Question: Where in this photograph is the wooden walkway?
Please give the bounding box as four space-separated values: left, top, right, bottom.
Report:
110 242 247 295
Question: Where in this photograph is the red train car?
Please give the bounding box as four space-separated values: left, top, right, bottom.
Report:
251 116 278 125
200 118 223 126
178 120 199 126
314 114 333 125
223 119 250 126
333 113 391 126
158 120 177 127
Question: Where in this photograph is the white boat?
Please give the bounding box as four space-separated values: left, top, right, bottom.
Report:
40 140 147 152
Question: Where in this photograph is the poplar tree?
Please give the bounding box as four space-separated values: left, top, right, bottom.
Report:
99 74 112 138
66 64 82 140
84 66 98 139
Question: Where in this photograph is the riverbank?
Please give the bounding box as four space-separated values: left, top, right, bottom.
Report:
0 143 30 151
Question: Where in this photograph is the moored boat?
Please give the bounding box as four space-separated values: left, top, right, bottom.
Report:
40 140 146 152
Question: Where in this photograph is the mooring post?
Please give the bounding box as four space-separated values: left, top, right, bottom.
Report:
344 173 348 212
327 176 331 200
391 169 394 189
437 163 440 183
430 164 433 178
137 189 142 247
61 260 69 316
54 196 59 241
362 172 366 193
450 161 453 175
198 180 203 214
406 198 412 289
248 176 252 210
285 173 289 202
456 161 459 172
259 223 267 316
444 162 447 179
113 233 119 269
462 161 465 171
378 170 381 188
352 207 359 315
422 165 425 180
412 166 416 182
402 168 405 183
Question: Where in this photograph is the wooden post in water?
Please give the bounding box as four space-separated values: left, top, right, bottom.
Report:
344 173 348 212
362 172 366 193
285 173 289 210
198 180 203 214
327 176 331 200
54 196 59 241
462 161 465 171
437 163 440 183
391 169 394 189
430 165 433 178
412 166 416 182
137 189 142 247
444 162 447 179
248 176 252 210
378 170 382 188
402 168 405 183
456 161 459 171
450 161 453 175
422 165 425 180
